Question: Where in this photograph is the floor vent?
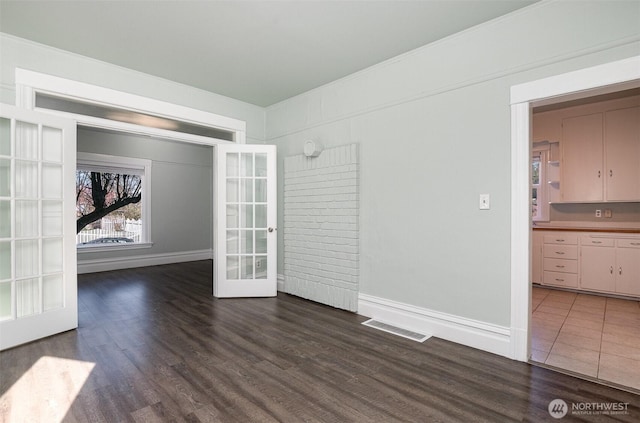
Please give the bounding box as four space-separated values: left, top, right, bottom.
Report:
362 319 430 343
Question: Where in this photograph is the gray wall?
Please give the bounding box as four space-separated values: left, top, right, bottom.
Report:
77 127 213 261
266 1 640 327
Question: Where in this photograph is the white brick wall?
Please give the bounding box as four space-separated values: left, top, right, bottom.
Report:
284 144 359 311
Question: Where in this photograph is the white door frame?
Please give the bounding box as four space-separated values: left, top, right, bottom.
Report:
509 55 640 361
15 68 246 146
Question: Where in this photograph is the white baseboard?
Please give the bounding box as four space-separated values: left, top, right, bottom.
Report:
77 249 213 274
358 293 512 359
277 273 285 292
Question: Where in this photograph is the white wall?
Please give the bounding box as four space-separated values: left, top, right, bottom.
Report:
266 0 640 328
0 33 266 144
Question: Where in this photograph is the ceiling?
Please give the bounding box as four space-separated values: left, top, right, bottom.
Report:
0 1 538 107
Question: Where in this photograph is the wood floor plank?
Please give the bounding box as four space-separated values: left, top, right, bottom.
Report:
1 260 639 422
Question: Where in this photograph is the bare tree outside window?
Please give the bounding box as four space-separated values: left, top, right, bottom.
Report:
76 171 142 237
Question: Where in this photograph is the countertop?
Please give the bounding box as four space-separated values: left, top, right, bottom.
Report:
532 222 640 234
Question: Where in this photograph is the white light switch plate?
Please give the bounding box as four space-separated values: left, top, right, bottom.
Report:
479 194 490 210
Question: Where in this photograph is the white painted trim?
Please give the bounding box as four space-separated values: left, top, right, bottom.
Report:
77 249 213 274
510 102 532 361
509 55 640 362
358 294 511 358
277 274 285 292
15 68 247 145
77 242 153 254
511 56 640 105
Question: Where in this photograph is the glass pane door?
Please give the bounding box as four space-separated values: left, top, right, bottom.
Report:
0 104 77 350
214 144 276 297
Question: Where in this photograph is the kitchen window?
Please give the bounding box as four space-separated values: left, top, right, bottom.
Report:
532 147 549 222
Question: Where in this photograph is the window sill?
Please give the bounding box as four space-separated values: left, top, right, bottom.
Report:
77 242 154 254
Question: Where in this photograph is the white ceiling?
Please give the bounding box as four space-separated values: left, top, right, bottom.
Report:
0 0 538 107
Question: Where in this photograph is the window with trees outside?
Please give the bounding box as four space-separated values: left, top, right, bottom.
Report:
531 147 549 222
76 153 151 250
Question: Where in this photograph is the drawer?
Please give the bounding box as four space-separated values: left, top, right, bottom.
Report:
543 234 578 245
617 239 640 249
543 244 578 259
581 237 615 247
544 271 578 288
544 258 578 274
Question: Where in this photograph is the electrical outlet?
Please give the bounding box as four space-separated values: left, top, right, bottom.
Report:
595 209 602 218
604 209 612 218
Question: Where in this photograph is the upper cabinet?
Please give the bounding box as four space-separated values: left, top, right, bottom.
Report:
534 93 640 204
561 113 604 202
605 107 640 201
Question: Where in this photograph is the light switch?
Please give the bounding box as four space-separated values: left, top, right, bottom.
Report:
479 194 490 210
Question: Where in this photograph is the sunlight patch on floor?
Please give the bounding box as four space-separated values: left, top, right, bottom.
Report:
0 356 95 423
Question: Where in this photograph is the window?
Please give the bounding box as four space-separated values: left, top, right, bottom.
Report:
76 153 151 250
531 147 549 222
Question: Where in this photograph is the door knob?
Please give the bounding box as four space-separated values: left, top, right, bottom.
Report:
268 227 277 232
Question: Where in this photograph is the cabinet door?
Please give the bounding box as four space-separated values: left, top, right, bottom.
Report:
605 107 640 201
562 113 603 202
616 247 640 296
531 231 543 284
580 245 616 292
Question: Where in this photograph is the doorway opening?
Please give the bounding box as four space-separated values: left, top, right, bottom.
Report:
510 56 640 391
529 88 640 391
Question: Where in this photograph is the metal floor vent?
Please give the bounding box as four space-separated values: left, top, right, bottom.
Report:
362 319 430 343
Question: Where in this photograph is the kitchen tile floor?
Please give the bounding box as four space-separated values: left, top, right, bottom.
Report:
531 286 640 392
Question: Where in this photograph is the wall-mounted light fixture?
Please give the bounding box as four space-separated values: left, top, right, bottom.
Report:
303 140 323 157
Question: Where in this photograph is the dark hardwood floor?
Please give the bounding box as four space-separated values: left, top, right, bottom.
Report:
1 260 639 422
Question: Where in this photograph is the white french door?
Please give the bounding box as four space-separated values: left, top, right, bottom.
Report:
0 104 77 350
214 144 277 297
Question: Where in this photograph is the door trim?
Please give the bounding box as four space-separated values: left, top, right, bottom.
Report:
15 68 245 146
509 55 640 361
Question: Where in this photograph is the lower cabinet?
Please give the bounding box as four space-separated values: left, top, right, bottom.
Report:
531 231 543 284
615 240 640 296
580 236 640 297
533 230 640 298
580 240 616 292
542 232 578 288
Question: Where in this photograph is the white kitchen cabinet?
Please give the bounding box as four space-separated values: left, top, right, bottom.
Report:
561 113 604 202
531 230 543 284
615 239 640 296
580 242 616 293
605 107 640 201
534 230 640 298
542 233 578 288
560 107 640 202
580 235 640 297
